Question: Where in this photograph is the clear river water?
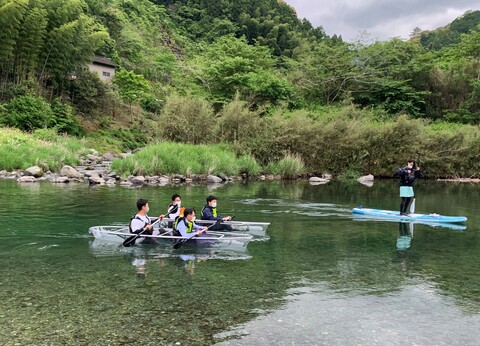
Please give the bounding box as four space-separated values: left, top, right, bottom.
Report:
0 179 479 345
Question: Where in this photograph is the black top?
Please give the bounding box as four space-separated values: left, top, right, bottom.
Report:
396 167 422 186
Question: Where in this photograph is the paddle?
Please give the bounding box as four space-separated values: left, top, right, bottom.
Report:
123 217 162 247
173 219 222 249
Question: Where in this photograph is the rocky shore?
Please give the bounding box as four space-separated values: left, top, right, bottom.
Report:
0 150 377 186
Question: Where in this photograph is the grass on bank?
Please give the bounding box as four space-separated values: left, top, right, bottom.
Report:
0 128 89 171
111 142 263 177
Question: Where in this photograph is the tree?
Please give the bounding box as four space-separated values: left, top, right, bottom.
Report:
114 69 150 118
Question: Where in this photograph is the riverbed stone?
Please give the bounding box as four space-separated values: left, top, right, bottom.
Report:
89 176 105 185
87 154 102 162
131 176 145 185
357 174 374 182
60 165 83 179
309 176 330 183
53 177 70 183
207 175 223 183
120 180 133 187
118 153 130 159
106 178 116 185
25 166 43 178
102 152 116 161
0 170 6 176
17 176 36 183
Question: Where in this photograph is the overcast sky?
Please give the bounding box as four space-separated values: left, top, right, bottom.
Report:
285 0 479 42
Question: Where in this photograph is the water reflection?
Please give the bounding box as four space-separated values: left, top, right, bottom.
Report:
396 222 413 251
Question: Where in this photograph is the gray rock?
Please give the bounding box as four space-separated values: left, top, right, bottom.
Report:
106 178 116 185
0 170 7 176
84 171 100 178
118 153 130 159
120 180 133 187
87 154 101 162
158 176 170 184
17 176 36 183
309 176 330 183
25 166 43 178
357 174 374 182
60 165 83 179
102 152 116 161
322 173 333 180
259 175 266 181
89 176 105 185
207 175 223 183
357 174 374 187
131 176 145 185
218 173 228 181
54 177 70 183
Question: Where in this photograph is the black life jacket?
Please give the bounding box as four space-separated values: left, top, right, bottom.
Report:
129 214 149 234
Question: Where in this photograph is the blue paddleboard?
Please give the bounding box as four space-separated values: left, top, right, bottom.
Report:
352 207 467 224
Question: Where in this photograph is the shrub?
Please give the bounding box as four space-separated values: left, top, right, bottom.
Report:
268 153 306 179
0 95 55 131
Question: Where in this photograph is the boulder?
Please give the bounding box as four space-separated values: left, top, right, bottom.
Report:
309 176 330 183
120 180 133 187
89 176 105 185
357 174 374 187
25 166 43 178
357 174 374 182
118 153 130 159
207 175 223 184
17 176 36 183
84 171 100 178
53 177 70 183
0 170 7 176
131 176 145 185
322 173 333 180
86 154 101 162
60 165 83 179
102 152 116 161
106 178 116 185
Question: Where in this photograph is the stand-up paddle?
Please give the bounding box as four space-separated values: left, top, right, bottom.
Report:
123 217 162 247
173 219 222 249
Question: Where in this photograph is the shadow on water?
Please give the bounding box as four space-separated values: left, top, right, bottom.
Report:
0 180 480 345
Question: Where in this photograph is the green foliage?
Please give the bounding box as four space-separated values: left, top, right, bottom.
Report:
51 99 84 135
419 10 480 51
0 94 55 131
111 142 259 176
268 153 306 179
114 69 150 109
159 94 215 144
0 127 87 171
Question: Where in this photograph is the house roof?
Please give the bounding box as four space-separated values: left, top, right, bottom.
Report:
92 55 117 68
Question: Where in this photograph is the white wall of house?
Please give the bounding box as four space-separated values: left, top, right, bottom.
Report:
88 63 115 81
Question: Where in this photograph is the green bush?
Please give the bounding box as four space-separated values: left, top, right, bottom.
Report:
159 94 215 144
268 153 305 179
0 95 55 131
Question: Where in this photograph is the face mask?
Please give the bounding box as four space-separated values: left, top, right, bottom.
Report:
145 207 150 214
175 201 181 207
191 216 196 222
211 202 217 208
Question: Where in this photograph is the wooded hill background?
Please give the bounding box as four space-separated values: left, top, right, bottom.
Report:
1 0 480 177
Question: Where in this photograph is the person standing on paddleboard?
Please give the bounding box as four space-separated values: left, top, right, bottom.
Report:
396 160 422 216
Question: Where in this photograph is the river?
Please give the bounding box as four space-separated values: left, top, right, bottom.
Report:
0 179 479 345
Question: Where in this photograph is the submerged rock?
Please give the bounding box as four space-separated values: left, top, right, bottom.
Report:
17 176 36 183
89 176 105 185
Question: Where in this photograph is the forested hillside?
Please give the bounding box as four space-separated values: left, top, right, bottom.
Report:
1 0 480 177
